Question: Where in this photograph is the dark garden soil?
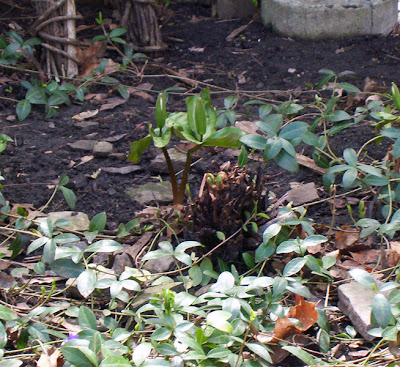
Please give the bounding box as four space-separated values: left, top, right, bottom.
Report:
0 1 400 238
2 3 400 366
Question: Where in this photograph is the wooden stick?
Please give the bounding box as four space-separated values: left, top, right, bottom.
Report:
41 43 79 63
33 15 82 33
38 31 81 45
30 0 67 32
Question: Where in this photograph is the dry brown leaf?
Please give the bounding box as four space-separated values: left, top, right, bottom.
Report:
124 231 154 262
226 23 250 42
104 134 127 142
131 90 156 103
295 153 327 175
389 332 400 358
272 295 319 342
100 97 126 111
334 226 360 250
76 41 107 78
37 348 64 367
0 76 14 85
76 24 95 32
238 73 246 84
72 109 99 121
61 320 82 334
75 155 94 167
84 93 108 101
286 182 320 206
0 272 16 289
188 46 204 53
235 120 258 135
363 76 387 93
137 82 153 90
350 249 379 266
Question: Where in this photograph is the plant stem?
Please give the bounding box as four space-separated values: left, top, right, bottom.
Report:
162 147 179 204
176 146 201 205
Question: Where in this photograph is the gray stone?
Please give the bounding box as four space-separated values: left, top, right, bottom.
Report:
149 148 187 174
338 282 380 340
68 140 97 152
93 141 114 157
47 211 90 232
217 0 257 18
142 256 175 273
74 121 99 129
261 0 398 40
109 153 127 161
125 181 173 205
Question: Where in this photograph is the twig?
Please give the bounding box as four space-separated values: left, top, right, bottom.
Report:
33 14 82 33
30 0 67 32
41 42 79 63
37 31 81 45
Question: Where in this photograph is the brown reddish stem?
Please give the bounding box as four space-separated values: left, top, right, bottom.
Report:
162 145 201 206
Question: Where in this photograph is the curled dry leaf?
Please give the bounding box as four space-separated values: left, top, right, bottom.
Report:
76 41 107 78
72 109 99 121
389 332 400 358
334 226 361 251
100 97 126 111
235 120 259 135
272 295 319 342
37 348 64 367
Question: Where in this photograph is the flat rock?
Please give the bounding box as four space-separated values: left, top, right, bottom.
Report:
93 141 114 157
286 182 319 205
149 148 187 174
338 282 380 340
68 140 97 152
47 211 90 232
125 181 173 205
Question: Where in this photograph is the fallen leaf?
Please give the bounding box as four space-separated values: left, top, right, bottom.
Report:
72 109 99 121
295 153 326 174
238 72 246 84
75 155 94 167
188 46 204 53
101 166 141 175
137 82 153 90
100 97 126 111
226 23 250 42
286 182 320 205
235 120 258 134
76 41 107 78
389 332 400 358
363 76 387 93
84 93 108 101
127 89 156 103
334 226 361 250
272 295 319 342
103 133 127 142
0 272 16 289
0 76 14 84
124 233 154 265
37 348 64 367
76 24 95 32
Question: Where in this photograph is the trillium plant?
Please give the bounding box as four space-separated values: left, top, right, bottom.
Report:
129 90 245 207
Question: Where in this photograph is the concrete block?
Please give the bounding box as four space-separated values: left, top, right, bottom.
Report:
261 0 398 39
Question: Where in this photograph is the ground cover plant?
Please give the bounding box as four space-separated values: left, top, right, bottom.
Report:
2 1 400 366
